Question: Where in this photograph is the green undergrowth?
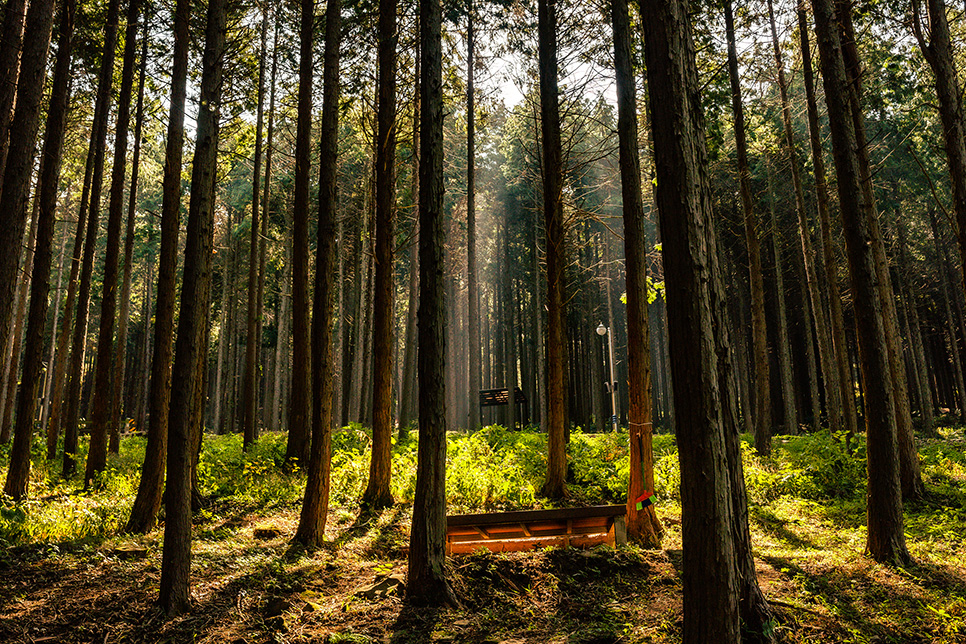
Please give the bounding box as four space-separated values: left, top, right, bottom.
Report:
2 425 964 548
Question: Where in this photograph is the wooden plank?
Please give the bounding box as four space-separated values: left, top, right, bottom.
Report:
447 504 625 529
448 533 617 555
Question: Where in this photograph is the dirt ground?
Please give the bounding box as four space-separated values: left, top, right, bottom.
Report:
1 500 898 644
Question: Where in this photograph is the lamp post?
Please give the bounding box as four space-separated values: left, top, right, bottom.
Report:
597 322 619 432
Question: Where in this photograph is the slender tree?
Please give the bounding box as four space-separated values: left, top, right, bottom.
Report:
61 0 121 478
159 0 227 611
611 0 661 547
467 1 481 431
295 0 342 548
724 0 771 454
363 0 398 510
767 0 841 435
110 9 149 452
125 0 191 534
809 0 910 565
0 0 27 175
912 0 966 303
45 143 93 460
285 0 313 467
539 0 568 499
0 0 57 389
86 0 143 483
407 0 459 607
3 0 75 501
797 0 857 441
242 7 269 450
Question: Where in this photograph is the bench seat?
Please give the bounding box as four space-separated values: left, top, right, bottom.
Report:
445 504 627 555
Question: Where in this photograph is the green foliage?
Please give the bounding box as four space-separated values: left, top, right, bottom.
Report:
445 426 544 511
198 432 302 507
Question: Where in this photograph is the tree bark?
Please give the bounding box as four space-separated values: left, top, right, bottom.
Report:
159 0 226 611
0 0 28 176
539 0 568 499
0 197 37 445
86 0 141 484
285 0 314 467
0 0 56 400
809 0 911 564
611 0 661 547
125 0 190 534
110 11 149 455
295 0 341 548
767 0 838 434
407 0 458 607
912 0 966 310
724 0 771 455
62 0 120 478
363 0 398 510
242 7 269 450
797 0 856 441
467 4 481 432
3 0 74 500
639 0 741 637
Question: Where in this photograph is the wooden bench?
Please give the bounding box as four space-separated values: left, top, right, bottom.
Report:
445 505 626 555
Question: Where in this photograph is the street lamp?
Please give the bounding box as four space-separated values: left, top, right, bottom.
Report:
597 323 619 432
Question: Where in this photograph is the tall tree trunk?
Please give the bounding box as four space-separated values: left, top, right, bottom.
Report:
62 0 121 478
797 0 856 441
110 11 149 455
896 219 934 433
504 222 516 431
612 0 661 547
724 0 771 455
272 241 292 433
125 0 190 534
258 16 278 431
768 0 839 434
766 173 798 435
0 0 28 175
213 230 231 434
285 0 314 468
363 0 398 510
640 0 740 637
86 0 141 485
913 0 966 306
41 218 70 432
46 154 93 460
3 0 74 500
929 208 966 417
159 0 226 610
242 9 268 450
466 4 481 431
295 0 341 548
0 0 57 402
837 0 923 499
809 0 910 564
539 0 568 499
407 0 458 607
0 198 38 444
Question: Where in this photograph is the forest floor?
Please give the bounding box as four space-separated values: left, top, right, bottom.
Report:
1 425 965 643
